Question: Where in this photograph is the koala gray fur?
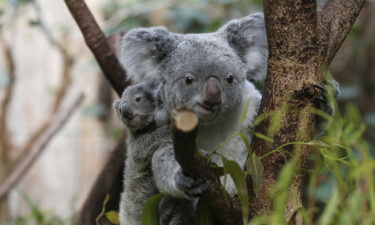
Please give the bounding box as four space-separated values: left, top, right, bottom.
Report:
121 12 267 201
114 82 196 225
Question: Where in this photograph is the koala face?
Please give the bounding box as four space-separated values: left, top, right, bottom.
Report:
114 83 156 132
162 38 246 123
121 12 268 125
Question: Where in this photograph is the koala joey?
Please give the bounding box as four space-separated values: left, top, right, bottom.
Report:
121 12 267 198
114 81 196 225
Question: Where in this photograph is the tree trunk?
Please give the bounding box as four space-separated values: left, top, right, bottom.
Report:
248 0 365 224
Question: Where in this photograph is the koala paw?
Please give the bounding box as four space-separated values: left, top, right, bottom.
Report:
175 169 209 198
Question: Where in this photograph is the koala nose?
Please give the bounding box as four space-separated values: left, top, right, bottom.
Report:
203 76 222 107
121 105 133 119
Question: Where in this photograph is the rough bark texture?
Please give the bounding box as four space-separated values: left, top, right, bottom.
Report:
248 0 365 223
318 0 366 65
63 1 131 223
64 0 131 96
172 109 242 225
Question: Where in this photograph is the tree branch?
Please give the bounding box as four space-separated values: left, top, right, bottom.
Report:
318 0 366 65
64 0 131 96
172 108 242 225
248 0 364 223
249 0 321 223
0 34 15 161
0 93 84 201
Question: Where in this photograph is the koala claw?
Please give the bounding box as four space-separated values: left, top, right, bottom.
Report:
175 169 210 198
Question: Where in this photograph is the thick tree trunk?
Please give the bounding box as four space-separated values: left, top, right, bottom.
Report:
249 1 321 223
248 0 365 223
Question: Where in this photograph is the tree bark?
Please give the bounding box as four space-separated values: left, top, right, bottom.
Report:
248 0 365 223
64 0 131 96
172 109 242 225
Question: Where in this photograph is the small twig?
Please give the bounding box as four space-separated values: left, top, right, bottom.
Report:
172 108 242 225
64 0 131 96
31 0 70 57
30 0 75 113
0 93 84 201
0 33 16 161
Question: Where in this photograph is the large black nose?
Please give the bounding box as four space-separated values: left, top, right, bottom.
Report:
202 76 222 107
121 105 133 119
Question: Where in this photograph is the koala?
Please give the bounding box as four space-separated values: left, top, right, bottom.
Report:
121 12 267 198
114 81 196 225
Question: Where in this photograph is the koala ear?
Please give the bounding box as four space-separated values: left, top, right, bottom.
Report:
121 27 178 83
113 99 121 113
218 12 268 82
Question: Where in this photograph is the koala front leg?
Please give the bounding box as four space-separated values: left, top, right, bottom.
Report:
151 144 209 199
159 195 195 225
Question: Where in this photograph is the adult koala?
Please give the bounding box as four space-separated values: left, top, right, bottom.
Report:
121 12 267 197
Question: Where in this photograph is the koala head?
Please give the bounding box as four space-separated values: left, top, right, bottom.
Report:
121 12 268 125
113 82 158 132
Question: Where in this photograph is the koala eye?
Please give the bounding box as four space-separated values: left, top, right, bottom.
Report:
185 74 194 85
135 96 141 102
226 74 234 84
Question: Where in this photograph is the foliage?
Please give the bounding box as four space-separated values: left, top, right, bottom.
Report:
246 102 375 224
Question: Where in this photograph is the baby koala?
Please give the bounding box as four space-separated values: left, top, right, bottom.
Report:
114 81 195 225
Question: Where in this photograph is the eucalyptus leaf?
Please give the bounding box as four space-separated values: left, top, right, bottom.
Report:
239 133 251 154
254 132 273 143
141 193 163 225
318 190 339 225
246 153 264 198
223 159 249 225
106 211 120 225
196 196 214 225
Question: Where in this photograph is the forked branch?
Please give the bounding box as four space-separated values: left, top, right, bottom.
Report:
318 0 366 64
0 93 84 200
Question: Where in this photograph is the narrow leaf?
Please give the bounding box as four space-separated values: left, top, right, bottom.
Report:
239 133 252 154
240 99 251 123
223 160 249 225
254 132 274 143
319 190 339 225
141 193 163 225
196 196 214 225
106 211 120 225
246 153 264 198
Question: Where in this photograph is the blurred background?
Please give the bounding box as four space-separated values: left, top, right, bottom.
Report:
0 0 373 224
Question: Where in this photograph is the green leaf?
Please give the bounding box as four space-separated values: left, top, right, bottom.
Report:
141 193 163 225
196 196 214 225
319 190 339 225
240 99 250 123
106 211 120 225
239 133 251 154
254 132 273 143
28 19 41 27
270 160 295 225
223 160 249 225
246 153 264 198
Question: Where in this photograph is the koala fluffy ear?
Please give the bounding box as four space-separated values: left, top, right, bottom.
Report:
121 27 178 83
218 12 268 82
